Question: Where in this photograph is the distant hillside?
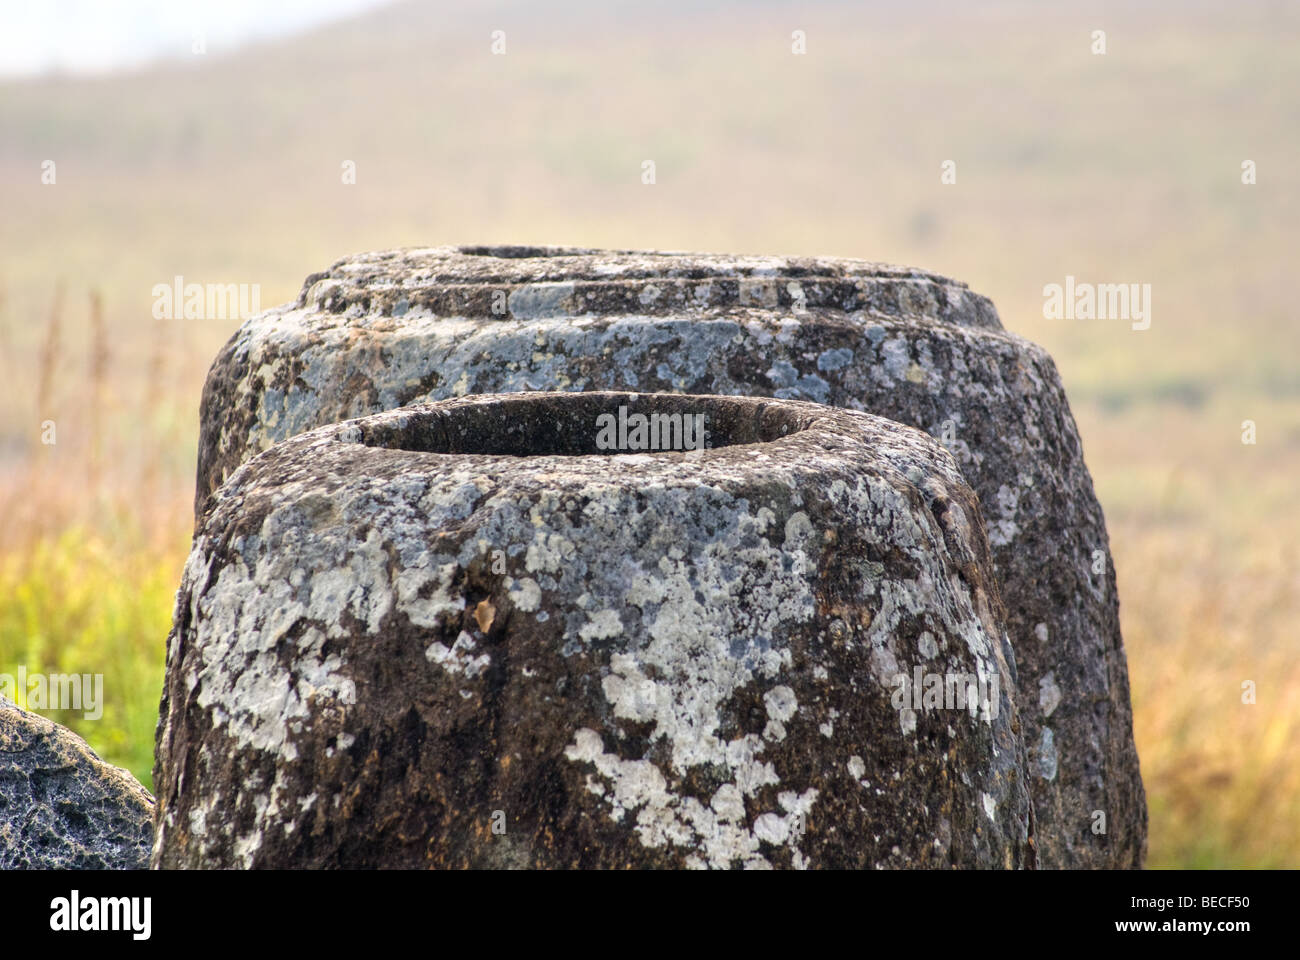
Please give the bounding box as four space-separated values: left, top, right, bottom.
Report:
0 0 1297 466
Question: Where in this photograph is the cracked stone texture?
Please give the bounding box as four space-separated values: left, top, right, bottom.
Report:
193 246 1145 868
0 698 155 869
158 392 1032 869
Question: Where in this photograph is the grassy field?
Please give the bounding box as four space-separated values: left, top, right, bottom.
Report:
1 0 1297 867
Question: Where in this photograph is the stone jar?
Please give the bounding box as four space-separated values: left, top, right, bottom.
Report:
192 246 1145 867
156 392 1031 869
1 699 155 869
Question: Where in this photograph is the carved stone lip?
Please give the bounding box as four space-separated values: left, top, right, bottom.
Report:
211 392 963 513
313 244 967 284
294 245 999 328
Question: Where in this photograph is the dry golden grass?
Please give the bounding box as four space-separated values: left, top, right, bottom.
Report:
1117 523 1300 868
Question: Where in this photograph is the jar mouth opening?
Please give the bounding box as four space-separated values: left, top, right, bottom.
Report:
349 393 815 458
455 245 598 259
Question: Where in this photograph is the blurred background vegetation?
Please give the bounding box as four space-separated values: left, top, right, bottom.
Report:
0 0 1297 867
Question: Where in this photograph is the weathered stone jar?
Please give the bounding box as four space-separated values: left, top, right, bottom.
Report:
1 699 155 869
192 247 1145 867
156 392 1031 869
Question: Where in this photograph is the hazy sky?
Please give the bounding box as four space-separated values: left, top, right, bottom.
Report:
0 0 395 77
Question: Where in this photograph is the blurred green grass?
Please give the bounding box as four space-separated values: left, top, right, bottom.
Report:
0 528 183 789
